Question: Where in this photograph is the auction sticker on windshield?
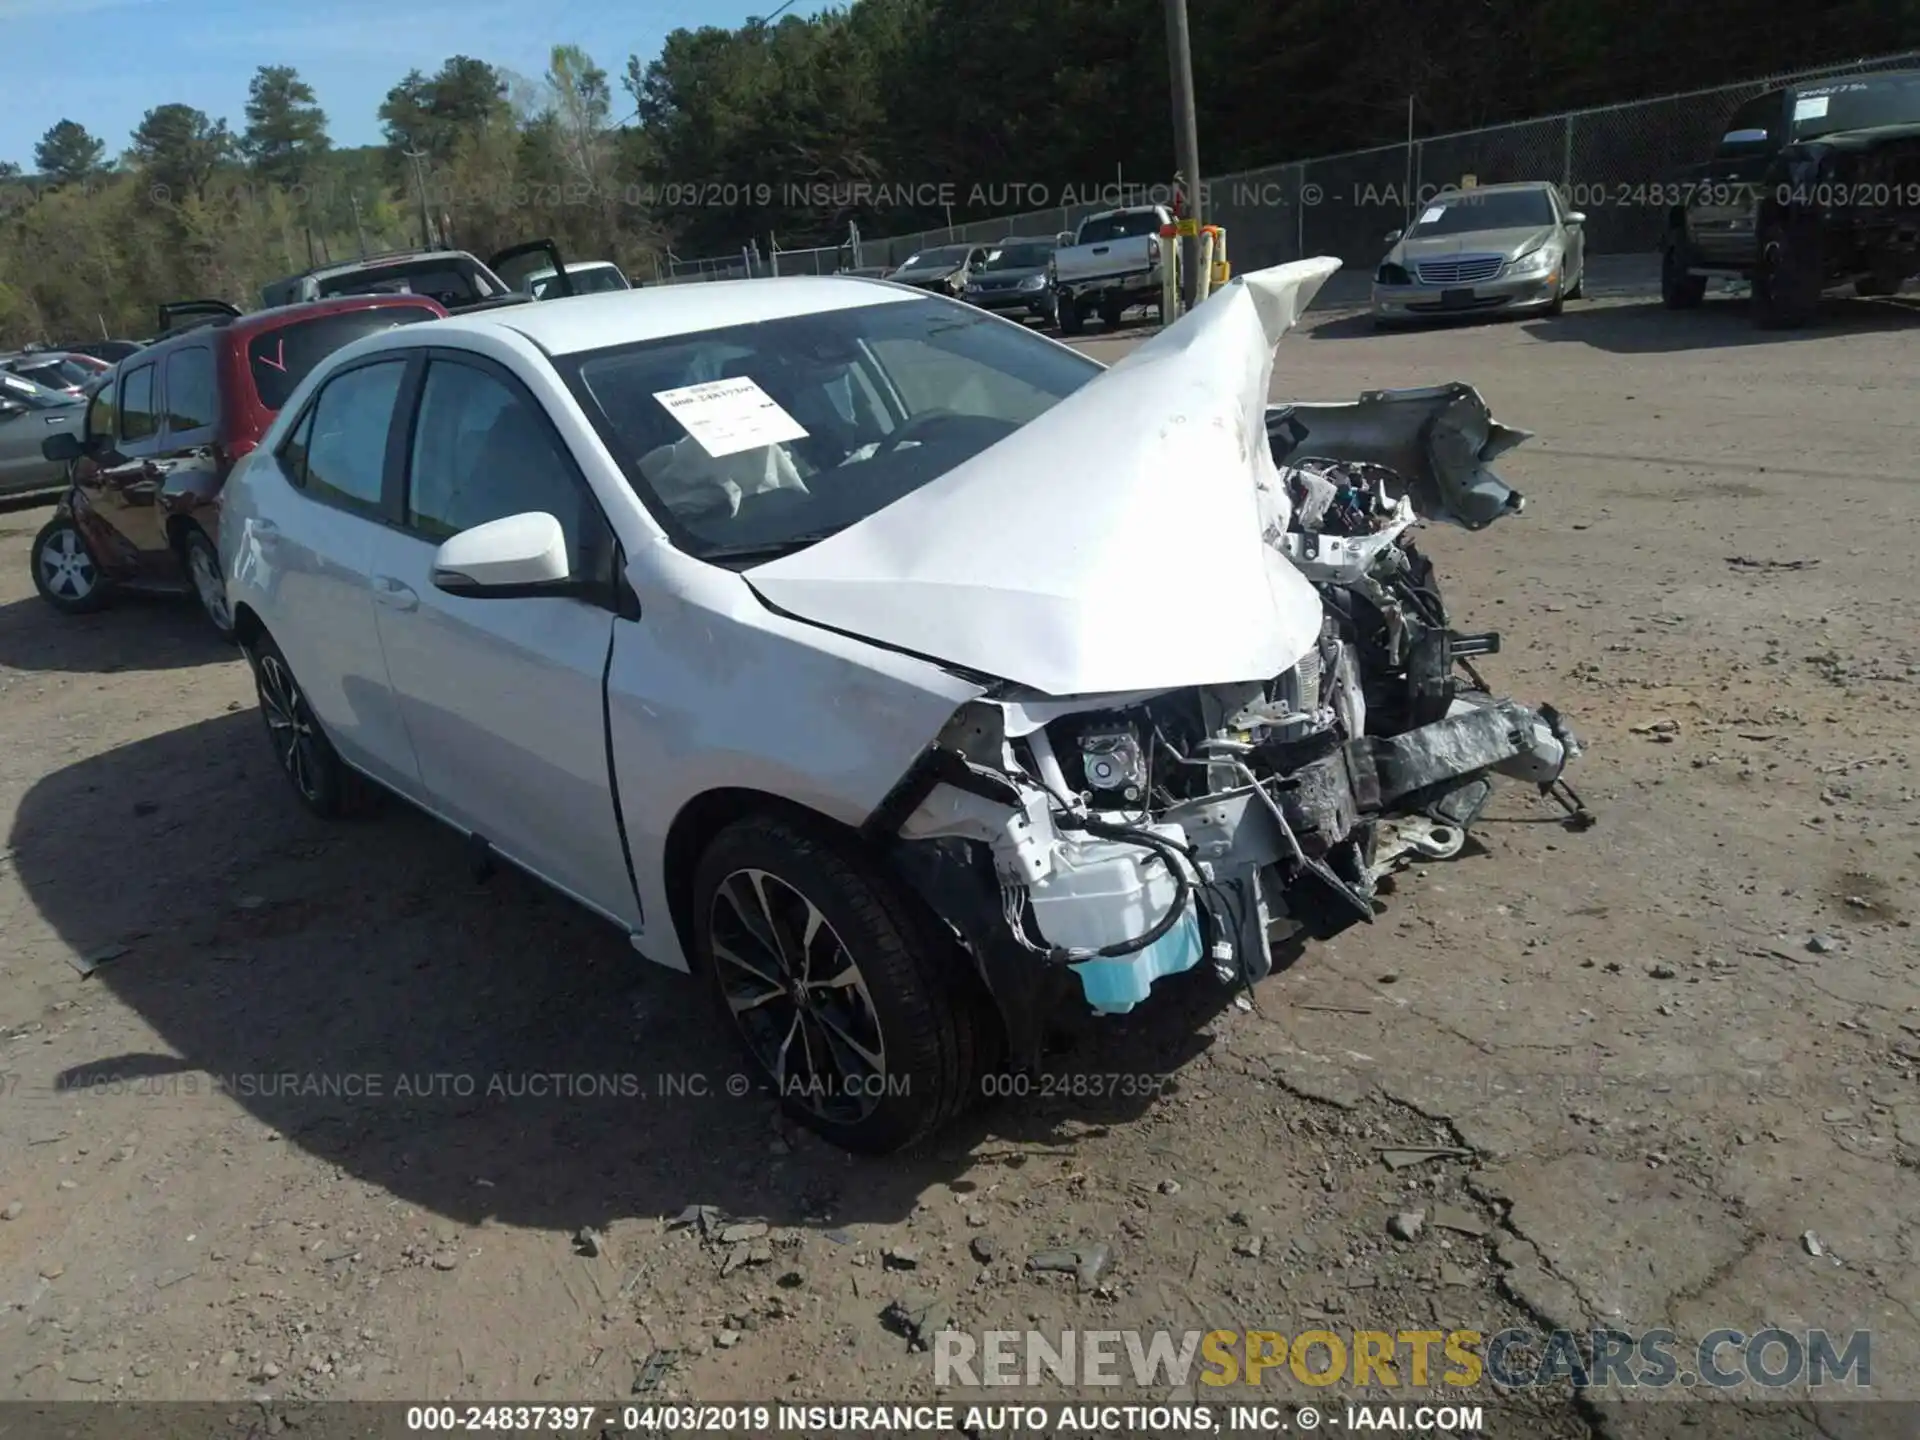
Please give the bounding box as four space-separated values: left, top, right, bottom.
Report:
1419 205 1447 224
652 377 809 458
1793 94 1830 121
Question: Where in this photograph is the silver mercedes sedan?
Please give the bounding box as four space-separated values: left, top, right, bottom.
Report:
1370 181 1586 325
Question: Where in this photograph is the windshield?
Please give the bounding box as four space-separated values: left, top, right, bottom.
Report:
2 373 71 409
1076 211 1161 244
982 243 1052 270
1791 73 1920 138
247 306 441 411
1408 189 1556 236
562 296 1103 562
11 360 87 390
895 247 971 271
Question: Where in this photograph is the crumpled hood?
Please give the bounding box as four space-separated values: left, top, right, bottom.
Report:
748 258 1342 698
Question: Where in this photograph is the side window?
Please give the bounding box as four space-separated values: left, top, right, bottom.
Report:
869 337 1059 425
119 363 158 443
164 347 217 435
302 360 407 512
404 359 583 552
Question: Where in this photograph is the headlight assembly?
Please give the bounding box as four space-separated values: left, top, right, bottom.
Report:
1507 247 1560 278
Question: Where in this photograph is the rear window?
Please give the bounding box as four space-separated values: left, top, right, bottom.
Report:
247 306 440 412
1077 211 1162 244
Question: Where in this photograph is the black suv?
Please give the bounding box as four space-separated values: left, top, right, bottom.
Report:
259 240 573 313
1662 69 1920 327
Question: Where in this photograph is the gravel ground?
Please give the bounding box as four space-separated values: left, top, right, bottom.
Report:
0 285 1915 1436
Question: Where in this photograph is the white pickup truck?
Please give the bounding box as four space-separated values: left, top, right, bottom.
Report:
1051 204 1172 334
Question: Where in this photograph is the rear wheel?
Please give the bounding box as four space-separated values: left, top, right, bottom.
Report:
691 812 985 1154
1057 295 1085 335
181 527 235 641
1660 237 1706 309
30 517 112 614
1099 297 1126 329
245 631 381 819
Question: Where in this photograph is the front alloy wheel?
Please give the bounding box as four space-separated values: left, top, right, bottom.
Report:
692 813 988 1153
708 868 888 1129
30 518 111 614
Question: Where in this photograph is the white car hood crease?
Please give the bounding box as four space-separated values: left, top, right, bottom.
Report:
748 257 1343 698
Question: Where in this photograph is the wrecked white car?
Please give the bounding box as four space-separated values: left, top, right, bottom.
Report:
221 258 1585 1154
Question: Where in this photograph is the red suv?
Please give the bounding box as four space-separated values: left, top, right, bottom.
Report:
33 294 447 637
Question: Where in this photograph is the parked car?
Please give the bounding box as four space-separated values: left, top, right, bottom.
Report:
886 244 989 295
834 265 893 279
522 260 630 299
2 350 110 397
1662 68 1920 326
1370 181 1586 325
56 339 146 365
32 294 447 634
1052 204 1171 335
960 237 1060 325
0 372 86 497
259 241 572 313
218 262 1582 1153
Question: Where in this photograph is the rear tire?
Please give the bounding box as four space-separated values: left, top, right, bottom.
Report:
691 812 985 1154
1660 237 1706 309
1099 297 1125 329
243 630 382 819
1057 296 1085 335
181 527 236 642
30 517 112 614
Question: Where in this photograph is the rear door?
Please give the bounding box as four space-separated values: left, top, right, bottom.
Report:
361 348 635 925
490 240 575 298
156 342 224 535
251 355 424 795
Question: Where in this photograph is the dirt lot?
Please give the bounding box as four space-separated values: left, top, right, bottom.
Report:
1 289 1916 1435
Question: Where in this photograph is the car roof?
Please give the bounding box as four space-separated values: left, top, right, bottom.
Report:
1790 67 1920 92
412 276 922 358
283 250 478 284
1439 180 1557 195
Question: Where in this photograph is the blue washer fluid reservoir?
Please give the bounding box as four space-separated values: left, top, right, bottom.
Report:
1069 905 1206 1015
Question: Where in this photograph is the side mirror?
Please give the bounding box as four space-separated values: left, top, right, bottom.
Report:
1564 211 1586 226
1056 232 1075 247
41 430 85 461
431 511 576 598
1383 229 1403 245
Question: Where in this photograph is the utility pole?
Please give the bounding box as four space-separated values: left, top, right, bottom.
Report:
1164 0 1202 313
403 147 434 249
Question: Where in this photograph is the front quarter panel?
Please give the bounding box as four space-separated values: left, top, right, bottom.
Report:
608 543 986 971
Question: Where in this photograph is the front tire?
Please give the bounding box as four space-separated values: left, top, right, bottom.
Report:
182 527 236 641
244 631 381 819
1753 215 1822 329
691 813 984 1154
30 517 112 614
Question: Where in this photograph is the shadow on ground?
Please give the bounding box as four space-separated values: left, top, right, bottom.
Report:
9 708 1228 1238
0 591 233 674
1520 294 1920 352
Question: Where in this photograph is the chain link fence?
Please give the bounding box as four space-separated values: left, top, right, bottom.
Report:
662 49 1920 283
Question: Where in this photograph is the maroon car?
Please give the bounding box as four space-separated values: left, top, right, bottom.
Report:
33 293 447 637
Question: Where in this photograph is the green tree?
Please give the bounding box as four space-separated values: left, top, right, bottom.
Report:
242 65 332 189
0 160 21 181
34 120 106 185
379 56 511 166
130 104 233 203
546 44 612 187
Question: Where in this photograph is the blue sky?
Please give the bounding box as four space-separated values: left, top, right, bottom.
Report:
0 0 830 171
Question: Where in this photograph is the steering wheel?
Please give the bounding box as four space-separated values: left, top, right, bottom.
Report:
878 408 972 456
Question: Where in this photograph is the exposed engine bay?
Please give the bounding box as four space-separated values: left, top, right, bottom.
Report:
871 382 1590 1058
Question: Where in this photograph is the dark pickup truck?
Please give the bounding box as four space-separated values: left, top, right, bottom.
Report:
1661 69 1920 327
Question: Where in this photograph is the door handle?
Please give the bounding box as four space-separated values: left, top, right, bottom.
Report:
371 574 418 611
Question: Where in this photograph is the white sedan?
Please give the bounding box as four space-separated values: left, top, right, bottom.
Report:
221 263 1581 1152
